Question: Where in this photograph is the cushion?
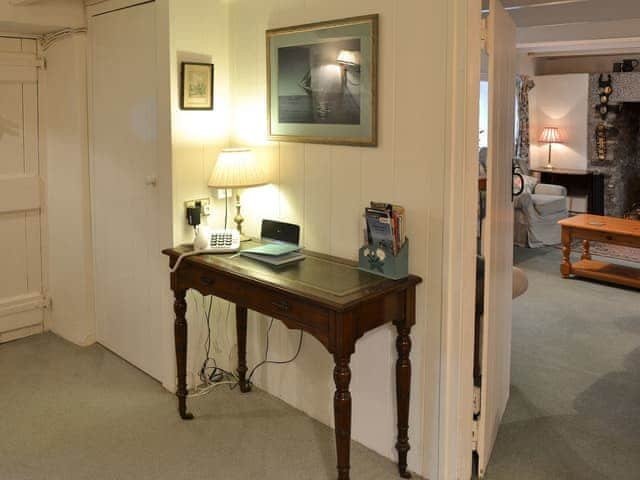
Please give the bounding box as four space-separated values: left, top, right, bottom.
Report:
512 267 528 299
523 175 538 194
532 193 567 216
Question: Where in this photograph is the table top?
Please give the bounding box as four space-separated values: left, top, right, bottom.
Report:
163 242 422 309
559 214 640 236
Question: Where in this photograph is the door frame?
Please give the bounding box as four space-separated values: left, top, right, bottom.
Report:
434 0 483 478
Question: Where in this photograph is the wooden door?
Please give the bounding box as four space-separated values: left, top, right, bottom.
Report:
477 0 516 476
0 38 45 343
90 2 162 380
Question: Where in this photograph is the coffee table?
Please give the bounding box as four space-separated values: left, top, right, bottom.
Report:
558 214 640 289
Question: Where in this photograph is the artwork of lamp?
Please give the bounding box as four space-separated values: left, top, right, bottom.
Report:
539 127 564 170
208 148 269 241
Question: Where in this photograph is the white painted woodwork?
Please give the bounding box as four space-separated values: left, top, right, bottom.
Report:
478 0 516 477
0 39 44 342
529 74 589 171
90 1 163 380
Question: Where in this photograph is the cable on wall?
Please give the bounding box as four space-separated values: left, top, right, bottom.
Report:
41 27 88 52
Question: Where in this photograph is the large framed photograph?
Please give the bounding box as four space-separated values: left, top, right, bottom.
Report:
266 15 378 146
181 62 214 110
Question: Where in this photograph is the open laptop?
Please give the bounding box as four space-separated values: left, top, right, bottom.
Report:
239 220 303 264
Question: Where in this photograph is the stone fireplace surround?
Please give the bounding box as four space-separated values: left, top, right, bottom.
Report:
588 72 640 218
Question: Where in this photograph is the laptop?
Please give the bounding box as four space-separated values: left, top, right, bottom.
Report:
240 220 304 264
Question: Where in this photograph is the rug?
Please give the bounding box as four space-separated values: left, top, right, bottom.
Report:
553 240 640 263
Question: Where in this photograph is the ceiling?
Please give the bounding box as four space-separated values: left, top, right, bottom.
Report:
483 0 640 27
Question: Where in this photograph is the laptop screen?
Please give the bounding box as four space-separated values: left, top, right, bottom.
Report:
261 219 300 245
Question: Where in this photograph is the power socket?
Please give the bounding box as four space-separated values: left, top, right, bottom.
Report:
184 197 212 216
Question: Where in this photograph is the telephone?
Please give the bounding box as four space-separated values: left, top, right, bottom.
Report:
170 228 240 272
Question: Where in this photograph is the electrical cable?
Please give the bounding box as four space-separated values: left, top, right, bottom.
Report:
224 188 229 229
247 318 304 386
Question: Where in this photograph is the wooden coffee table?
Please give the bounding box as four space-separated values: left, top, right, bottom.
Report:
558 214 640 289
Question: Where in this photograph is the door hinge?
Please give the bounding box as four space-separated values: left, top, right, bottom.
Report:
472 385 481 451
472 418 479 451
480 17 488 52
473 385 481 416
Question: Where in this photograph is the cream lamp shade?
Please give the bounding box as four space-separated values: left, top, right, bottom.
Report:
208 148 269 189
539 127 563 144
337 49 361 66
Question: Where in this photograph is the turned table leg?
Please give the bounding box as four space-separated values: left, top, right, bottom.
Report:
561 227 572 279
395 323 413 479
174 289 193 420
333 353 352 480
582 239 591 260
236 305 251 393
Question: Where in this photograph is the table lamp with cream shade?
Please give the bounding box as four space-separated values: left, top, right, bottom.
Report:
208 148 269 241
539 126 564 170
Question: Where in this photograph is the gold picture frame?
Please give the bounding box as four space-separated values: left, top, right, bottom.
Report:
181 62 214 110
266 14 378 146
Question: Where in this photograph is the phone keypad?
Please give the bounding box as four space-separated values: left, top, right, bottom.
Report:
208 230 239 252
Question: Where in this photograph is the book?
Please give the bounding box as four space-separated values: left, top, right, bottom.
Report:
240 251 305 266
367 202 406 255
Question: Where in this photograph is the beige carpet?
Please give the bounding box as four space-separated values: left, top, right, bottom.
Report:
0 333 420 480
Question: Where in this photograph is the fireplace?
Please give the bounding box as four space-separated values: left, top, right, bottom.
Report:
588 73 640 217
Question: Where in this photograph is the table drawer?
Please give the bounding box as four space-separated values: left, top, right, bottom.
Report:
572 228 639 248
176 264 329 337
245 288 329 336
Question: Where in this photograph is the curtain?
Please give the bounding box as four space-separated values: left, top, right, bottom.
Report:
515 75 535 173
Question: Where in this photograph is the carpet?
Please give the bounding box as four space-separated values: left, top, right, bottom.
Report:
553 239 640 263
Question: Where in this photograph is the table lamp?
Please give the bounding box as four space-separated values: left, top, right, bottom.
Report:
539 127 563 170
208 148 269 241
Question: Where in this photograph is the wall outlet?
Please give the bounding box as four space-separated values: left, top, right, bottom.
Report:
184 197 212 216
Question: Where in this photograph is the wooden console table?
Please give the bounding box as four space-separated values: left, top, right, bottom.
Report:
559 214 640 289
163 244 422 480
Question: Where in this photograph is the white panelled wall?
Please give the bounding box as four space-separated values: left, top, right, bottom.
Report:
166 1 449 478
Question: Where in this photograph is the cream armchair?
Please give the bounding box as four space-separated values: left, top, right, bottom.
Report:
514 176 569 248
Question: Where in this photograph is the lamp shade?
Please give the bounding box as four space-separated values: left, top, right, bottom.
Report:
539 127 563 144
337 49 361 66
208 148 269 189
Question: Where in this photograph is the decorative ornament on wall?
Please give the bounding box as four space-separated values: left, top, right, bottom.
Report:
596 123 607 161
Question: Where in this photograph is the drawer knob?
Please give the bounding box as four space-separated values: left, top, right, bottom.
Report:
272 300 291 312
200 276 215 286
606 235 613 241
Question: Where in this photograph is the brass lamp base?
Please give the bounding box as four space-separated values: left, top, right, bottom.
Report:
234 192 252 241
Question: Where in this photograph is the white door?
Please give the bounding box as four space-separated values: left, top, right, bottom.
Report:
0 38 45 343
477 0 516 476
90 2 163 380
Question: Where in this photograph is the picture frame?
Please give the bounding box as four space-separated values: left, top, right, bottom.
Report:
181 62 214 110
266 14 378 146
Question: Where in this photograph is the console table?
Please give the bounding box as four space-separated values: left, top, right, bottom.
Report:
163 244 422 480
530 167 604 215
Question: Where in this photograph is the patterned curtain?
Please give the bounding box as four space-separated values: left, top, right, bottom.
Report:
515 75 535 173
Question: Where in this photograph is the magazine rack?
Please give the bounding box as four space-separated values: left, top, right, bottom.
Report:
358 239 409 280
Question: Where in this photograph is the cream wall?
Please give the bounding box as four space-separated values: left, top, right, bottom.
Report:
166 0 235 391
529 74 589 170
206 1 446 477
41 33 96 346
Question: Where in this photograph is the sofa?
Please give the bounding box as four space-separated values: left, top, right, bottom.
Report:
514 176 569 248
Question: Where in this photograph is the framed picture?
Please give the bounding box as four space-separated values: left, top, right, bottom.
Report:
181 62 214 110
266 14 378 146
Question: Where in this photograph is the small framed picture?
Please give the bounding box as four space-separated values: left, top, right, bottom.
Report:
266 15 378 146
181 62 214 110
